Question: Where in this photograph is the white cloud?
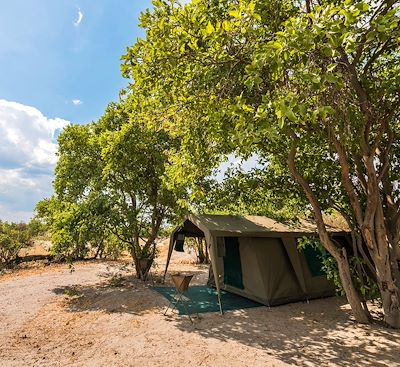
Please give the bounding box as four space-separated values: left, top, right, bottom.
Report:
0 100 69 167
72 99 83 105
74 7 83 27
0 100 70 222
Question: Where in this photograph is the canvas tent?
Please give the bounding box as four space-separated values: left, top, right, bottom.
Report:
164 214 350 314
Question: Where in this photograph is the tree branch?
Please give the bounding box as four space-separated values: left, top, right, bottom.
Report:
287 131 340 257
363 37 395 75
353 0 398 65
327 126 365 226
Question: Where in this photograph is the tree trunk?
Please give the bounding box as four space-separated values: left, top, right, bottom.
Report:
389 232 400 290
94 245 104 259
378 274 400 328
129 242 142 279
349 230 371 318
371 246 400 328
197 238 208 264
287 134 370 324
335 248 370 324
359 195 400 328
137 257 153 280
131 239 156 280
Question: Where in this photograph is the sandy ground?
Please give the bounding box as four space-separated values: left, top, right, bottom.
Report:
0 242 399 367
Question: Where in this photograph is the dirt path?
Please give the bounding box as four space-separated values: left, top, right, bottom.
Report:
0 263 118 336
0 261 287 367
0 260 399 367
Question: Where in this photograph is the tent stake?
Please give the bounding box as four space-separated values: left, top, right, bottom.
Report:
217 293 223 315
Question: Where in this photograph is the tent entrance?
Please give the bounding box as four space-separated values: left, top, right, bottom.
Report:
223 237 244 289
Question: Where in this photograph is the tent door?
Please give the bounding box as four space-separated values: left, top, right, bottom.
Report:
223 237 244 289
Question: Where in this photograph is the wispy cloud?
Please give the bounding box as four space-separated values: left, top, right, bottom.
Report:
74 7 83 27
72 99 83 105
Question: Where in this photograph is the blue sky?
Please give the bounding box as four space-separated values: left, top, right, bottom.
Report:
0 0 152 221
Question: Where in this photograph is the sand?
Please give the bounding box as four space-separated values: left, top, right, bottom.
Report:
0 241 399 367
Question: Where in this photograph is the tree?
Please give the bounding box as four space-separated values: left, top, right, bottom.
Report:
35 195 117 261
121 0 400 327
202 166 308 222
36 122 117 261
96 104 183 278
39 103 183 279
0 220 38 267
255 0 400 328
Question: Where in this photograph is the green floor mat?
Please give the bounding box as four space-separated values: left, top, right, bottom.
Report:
154 285 262 315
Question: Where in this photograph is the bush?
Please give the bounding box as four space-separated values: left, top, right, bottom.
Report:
0 221 34 267
298 236 380 303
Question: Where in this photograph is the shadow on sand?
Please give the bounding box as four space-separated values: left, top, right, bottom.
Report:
174 297 400 367
51 268 206 316
52 268 400 367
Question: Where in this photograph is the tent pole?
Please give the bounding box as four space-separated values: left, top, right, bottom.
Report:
209 235 224 315
217 292 223 315
163 232 176 283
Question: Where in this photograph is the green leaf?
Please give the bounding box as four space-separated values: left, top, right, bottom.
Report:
229 10 240 18
253 13 262 22
205 21 215 35
222 20 232 31
270 41 283 50
326 63 336 72
355 2 369 12
325 74 339 84
312 75 321 84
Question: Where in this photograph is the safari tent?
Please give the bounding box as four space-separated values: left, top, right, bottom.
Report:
164 214 350 313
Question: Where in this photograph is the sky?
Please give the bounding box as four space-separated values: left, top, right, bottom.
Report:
0 0 153 222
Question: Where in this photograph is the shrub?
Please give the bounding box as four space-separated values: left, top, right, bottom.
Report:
0 221 34 267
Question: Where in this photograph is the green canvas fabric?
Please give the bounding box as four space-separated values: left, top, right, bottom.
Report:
223 237 244 289
281 237 308 295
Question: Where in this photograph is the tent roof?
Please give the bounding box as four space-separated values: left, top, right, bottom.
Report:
179 214 348 238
